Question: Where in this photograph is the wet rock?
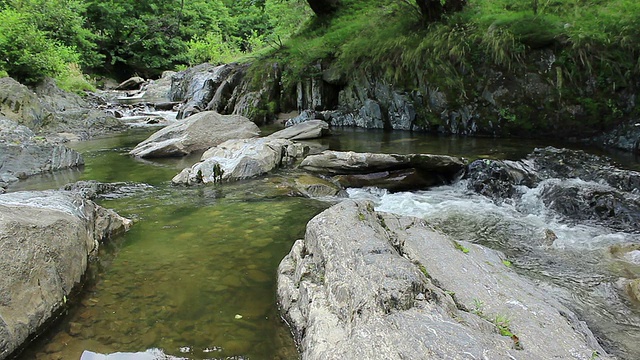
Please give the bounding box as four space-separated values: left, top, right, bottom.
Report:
0 190 131 360
332 168 442 192
538 179 640 231
464 159 538 200
61 180 152 200
278 200 610 359
268 120 330 140
530 147 640 193
294 174 346 198
172 138 305 185
300 150 465 190
129 111 260 158
115 77 146 91
593 120 640 154
0 117 84 185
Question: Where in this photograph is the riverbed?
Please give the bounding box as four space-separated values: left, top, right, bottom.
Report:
11 127 640 359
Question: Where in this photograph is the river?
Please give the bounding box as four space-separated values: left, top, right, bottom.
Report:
10 126 640 360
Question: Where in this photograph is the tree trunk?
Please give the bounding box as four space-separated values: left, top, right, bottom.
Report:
306 0 340 16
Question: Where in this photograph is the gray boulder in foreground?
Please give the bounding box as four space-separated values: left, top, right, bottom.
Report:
172 137 305 185
0 191 131 360
129 111 260 158
278 200 610 360
268 120 330 140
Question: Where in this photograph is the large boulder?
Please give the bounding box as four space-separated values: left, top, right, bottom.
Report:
172 137 305 185
278 200 610 359
300 151 466 191
115 76 146 91
129 111 260 158
268 120 330 140
0 190 131 360
0 117 84 185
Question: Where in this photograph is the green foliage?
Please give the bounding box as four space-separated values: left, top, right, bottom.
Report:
453 240 470 253
0 7 79 84
56 63 96 94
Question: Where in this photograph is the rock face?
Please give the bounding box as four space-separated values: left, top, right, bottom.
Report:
172 137 305 185
0 77 124 140
268 120 330 140
301 151 466 191
129 111 260 158
0 117 84 185
594 121 640 154
278 200 610 360
0 190 131 360
0 77 55 130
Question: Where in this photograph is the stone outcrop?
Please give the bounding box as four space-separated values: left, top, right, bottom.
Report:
268 120 330 140
0 117 84 185
172 137 305 185
0 77 55 130
278 200 610 359
300 150 466 191
594 120 640 154
0 190 131 360
129 111 260 158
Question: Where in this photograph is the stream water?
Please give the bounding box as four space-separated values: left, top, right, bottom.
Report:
9 127 640 360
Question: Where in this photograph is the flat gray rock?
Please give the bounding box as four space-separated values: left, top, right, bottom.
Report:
277 200 610 360
129 111 260 158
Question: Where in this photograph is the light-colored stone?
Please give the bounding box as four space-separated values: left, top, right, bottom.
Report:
129 111 260 158
172 138 305 185
278 200 610 360
268 120 329 140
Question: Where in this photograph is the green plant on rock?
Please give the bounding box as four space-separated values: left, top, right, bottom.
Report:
453 240 470 253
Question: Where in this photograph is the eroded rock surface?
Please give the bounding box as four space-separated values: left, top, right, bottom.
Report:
129 111 260 158
0 191 131 360
301 151 466 191
278 200 610 359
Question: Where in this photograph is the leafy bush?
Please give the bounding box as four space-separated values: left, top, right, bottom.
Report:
56 63 96 94
0 8 80 84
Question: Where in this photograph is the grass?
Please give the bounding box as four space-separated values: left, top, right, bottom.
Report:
245 0 640 130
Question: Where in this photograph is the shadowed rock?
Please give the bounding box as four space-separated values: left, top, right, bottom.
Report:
301 150 465 190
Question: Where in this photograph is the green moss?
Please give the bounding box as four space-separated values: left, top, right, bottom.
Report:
453 240 470 254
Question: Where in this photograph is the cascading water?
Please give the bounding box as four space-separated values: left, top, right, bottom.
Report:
348 178 640 359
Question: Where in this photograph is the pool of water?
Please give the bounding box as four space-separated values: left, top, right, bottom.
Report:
11 126 640 359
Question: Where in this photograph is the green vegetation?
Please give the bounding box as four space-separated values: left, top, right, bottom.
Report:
453 240 470 253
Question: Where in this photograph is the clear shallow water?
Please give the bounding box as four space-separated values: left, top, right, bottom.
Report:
11 126 640 359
